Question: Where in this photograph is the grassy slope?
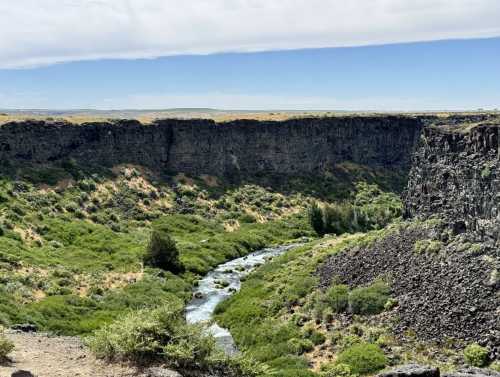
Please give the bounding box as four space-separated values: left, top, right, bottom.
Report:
214 221 483 377
215 235 368 377
0 160 403 349
0 164 315 335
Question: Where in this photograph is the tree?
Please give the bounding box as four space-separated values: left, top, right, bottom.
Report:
144 226 183 273
309 202 325 236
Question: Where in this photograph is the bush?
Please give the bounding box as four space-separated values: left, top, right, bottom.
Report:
414 239 442 254
325 284 349 313
489 361 500 372
303 325 326 346
464 343 489 367
335 343 387 375
320 362 355 377
239 213 257 224
87 302 220 368
349 282 390 315
0 329 14 360
309 202 325 236
287 338 314 355
144 226 183 273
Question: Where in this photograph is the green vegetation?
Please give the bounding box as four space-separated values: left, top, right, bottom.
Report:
414 239 443 254
319 363 355 377
144 225 183 273
335 343 387 375
308 182 402 236
214 233 396 377
87 301 269 376
463 343 489 367
0 161 409 375
0 167 313 335
0 327 14 361
348 281 390 315
324 284 349 313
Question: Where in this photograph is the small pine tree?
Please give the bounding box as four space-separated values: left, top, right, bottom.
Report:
309 202 325 236
144 226 183 273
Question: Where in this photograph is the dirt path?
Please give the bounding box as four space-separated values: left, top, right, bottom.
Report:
0 331 178 377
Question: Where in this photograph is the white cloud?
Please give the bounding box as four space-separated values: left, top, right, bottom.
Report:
0 0 499 69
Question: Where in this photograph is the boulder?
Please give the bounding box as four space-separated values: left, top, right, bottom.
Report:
11 324 37 333
144 366 183 377
443 367 500 377
378 364 440 377
11 371 35 377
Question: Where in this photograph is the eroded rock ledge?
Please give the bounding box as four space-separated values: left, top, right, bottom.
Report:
0 116 423 179
404 123 500 243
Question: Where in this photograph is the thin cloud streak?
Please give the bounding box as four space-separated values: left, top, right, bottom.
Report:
1 0 500 68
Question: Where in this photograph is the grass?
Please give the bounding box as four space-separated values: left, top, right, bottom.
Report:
0 158 409 375
335 343 387 375
0 165 315 335
214 235 367 377
214 221 472 376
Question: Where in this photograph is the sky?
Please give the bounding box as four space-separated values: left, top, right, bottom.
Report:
0 0 499 111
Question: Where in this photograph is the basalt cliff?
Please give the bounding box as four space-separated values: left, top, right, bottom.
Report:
2 114 500 240
0 116 422 179
404 123 500 244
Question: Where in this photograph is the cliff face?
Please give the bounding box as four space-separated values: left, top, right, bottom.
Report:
404 124 500 243
0 116 423 179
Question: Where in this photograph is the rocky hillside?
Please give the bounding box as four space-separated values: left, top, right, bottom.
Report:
318 119 500 362
318 221 499 358
0 116 422 179
404 123 500 244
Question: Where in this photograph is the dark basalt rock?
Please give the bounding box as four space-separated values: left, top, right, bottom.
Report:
378 364 440 377
318 224 499 357
404 123 500 244
443 367 500 377
11 324 37 333
11 371 35 377
0 116 423 179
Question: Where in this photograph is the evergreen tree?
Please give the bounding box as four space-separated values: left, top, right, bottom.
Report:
144 225 183 273
309 202 325 236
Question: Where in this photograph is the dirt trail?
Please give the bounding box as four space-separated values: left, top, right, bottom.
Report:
0 331 174 377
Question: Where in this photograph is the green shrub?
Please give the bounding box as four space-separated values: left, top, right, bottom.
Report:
144 226 183 273
303 325 326 346
384 298 398 311
325 284 349 313
287 338 314 355
489 361 500 372
335 343 387 375
464 343 489 367
239 213 257 224
309 202 325 236
0 329 14 360
320 362 355 377
481 167 492 179
87 301 220 368
414 239 442 254
348 282 390 315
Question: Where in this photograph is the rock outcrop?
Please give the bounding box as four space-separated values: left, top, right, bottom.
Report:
404 123 500 243
0 116 423 179
378 364 440 377
318 222 500 357
378 365 500 377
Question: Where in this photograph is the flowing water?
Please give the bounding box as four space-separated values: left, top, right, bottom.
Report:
185 244 298 355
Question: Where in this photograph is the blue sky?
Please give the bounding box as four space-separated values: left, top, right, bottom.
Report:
1 1 499 110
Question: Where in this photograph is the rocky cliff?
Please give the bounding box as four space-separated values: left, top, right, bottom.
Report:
404 123 500 244
0 116 423 179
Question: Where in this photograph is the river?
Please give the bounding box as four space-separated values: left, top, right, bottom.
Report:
185 244 298 355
